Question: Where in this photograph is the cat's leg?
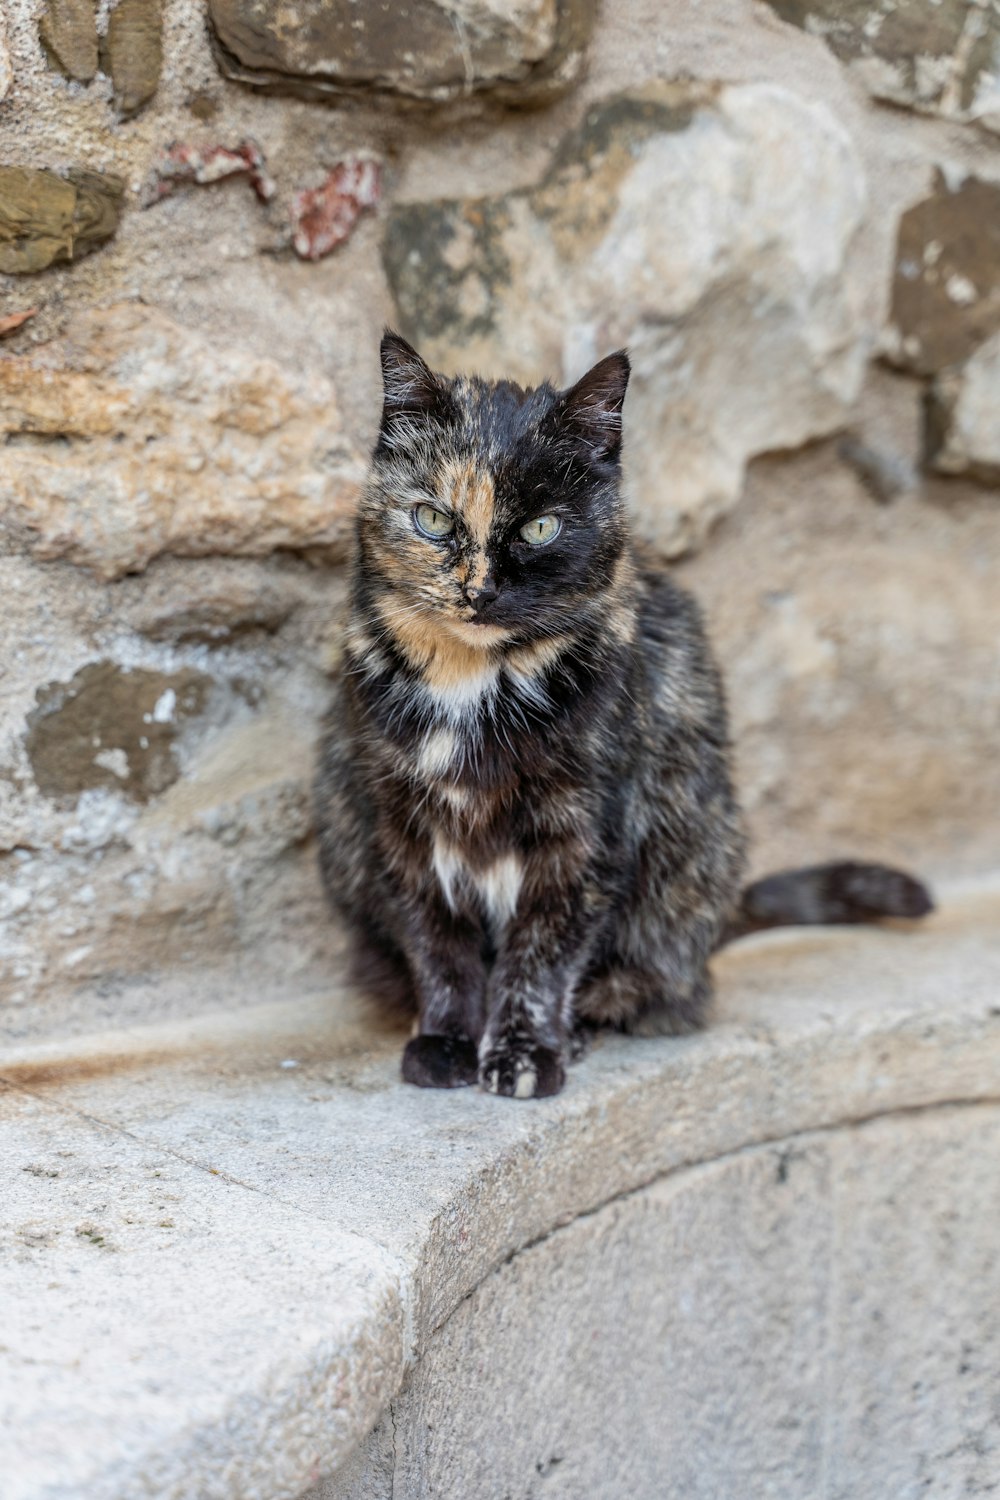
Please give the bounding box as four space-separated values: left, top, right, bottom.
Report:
478 876 598 1099
574 959 712 1036
400 896 489 1089
574 857 729 1035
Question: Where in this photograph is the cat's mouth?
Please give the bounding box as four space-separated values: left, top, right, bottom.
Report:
443 615 514 649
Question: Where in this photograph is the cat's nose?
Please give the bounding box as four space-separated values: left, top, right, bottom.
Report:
465 577 499 613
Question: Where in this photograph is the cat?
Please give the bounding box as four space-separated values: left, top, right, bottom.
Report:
314 332 932 1100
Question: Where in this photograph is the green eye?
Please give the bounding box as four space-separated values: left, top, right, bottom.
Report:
519 514 561 546
414 504 454 540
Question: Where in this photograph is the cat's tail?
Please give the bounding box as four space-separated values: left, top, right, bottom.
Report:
722 860 934 944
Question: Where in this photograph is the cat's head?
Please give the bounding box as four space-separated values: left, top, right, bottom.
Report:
356 332 631 648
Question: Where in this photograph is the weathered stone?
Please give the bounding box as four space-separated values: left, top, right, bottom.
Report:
39 0 99 83
837 434 916 503
0 303 366 578
384 83 867 554
133 579 299 643
4 897 997 1500
0 309 38 339
208 0 596 106
0 167 123 274
924 331 1000 482
0 8 11 100
885 171 1000 376
25 662 210 803
102 0 162 117
764 0 1000 131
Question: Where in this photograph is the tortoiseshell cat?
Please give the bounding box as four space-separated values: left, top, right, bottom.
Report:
315 334 931 1099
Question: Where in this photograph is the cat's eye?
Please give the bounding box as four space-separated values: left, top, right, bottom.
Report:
519 514 562 547
414 503 454 540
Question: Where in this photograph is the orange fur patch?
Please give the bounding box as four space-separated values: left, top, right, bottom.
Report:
376 594 501 693
439 457 495 592
507 634 572 680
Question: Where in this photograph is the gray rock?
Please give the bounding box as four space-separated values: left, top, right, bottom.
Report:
208 0 596 105
3 893 998 1500
0 8 10 99
384 83 868 555
924 331 1000 483
764 0 1000 131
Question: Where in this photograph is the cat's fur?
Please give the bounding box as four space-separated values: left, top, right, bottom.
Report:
314 334 932 1099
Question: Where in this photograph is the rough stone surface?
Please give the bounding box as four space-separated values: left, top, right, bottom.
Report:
384 83 868 554
0 303 366 578
25 662 211 803
0 549 352 1014
885 171 1000 376
102 0 163 117
0 166 123 274
1 1087 406 1500
0 895 997 1500
925 330 1000 481
0 9 10 99
208 0 597 106
764 0 1000 131
338 1109 1000 1499
38 0 98 83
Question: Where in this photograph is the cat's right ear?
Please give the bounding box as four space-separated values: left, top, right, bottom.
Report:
378 332 451 444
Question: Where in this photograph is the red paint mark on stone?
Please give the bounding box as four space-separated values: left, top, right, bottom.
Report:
290 158 381 262
0 307 39 337
144 139 276 207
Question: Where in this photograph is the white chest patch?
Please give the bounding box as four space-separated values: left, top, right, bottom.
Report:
417 727 458 778
423 663 499 725
431 837 523 933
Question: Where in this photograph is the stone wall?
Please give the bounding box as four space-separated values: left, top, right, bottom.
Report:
2 0 999 1026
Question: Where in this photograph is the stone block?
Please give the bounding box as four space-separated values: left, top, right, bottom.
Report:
0 167 123 275
208 0 596 106
384 83 867 556
925 331 1000 483
885 171 1000 376
24 662 211 804
102 0 163 117
39 0 98 83
0 303 366 578
763 0 1000 131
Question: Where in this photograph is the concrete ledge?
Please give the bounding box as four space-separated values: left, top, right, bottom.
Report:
2 886 999 1499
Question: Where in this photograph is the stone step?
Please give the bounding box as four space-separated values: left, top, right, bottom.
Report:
2 884 999 1500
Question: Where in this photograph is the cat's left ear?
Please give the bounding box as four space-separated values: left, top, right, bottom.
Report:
379 331 451 428
550 351 630 463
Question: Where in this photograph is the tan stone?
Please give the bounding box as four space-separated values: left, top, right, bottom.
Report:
0 304 366 579
0 168 123 275
39 0 99 83
102 0 162 116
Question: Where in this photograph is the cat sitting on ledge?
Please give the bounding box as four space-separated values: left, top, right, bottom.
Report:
314 333 932 1100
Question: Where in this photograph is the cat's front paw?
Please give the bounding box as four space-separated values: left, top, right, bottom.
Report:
478 1041 565 1099
402 1034 478 1089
